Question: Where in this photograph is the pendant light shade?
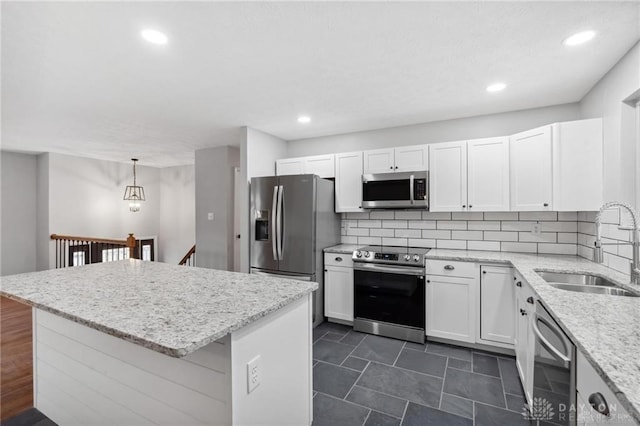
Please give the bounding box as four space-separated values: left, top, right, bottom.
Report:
123 158 145 212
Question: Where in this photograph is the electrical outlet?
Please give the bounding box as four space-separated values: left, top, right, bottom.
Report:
247 355 261 393
208 212 214 221
532 223 541 235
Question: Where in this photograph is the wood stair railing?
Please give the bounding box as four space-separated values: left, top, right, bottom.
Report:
50 233 137 268
179 245 196 266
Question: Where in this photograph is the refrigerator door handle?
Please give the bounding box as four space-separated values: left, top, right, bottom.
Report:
271 185 279 261
277 185 284 260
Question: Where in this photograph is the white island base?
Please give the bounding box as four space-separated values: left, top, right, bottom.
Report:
33 294 313 426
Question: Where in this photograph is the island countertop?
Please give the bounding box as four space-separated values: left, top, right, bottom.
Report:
0 259 318 358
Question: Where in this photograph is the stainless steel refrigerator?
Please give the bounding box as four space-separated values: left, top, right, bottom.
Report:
250 174 340 326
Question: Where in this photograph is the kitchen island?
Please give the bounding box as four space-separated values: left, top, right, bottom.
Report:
0 259 316 425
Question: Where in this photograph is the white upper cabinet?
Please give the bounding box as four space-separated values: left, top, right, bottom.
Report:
335 151 364 212
510 125 553 211
467 137 510 211
363 145 429 174
429 141 467 212
552 118 603 211
276 154 335 178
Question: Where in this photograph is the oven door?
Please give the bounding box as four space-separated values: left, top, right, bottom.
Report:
353 263 425 343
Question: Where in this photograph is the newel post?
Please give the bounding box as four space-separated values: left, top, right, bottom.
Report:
126 233 137 259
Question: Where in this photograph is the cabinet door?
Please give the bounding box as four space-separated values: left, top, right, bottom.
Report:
426 275 475 343
479 265 515 345
394 145 429 172
510 126 553 211
324 266 354 322
276 158 304 176
515 275 535 408
429 141 468 212
363 148 395 174
335 152 364 212
467 137 510 212
304 154 335 178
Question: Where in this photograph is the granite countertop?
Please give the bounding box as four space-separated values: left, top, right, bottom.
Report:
424 249 640 423
0 260 317 358
324 244 361 254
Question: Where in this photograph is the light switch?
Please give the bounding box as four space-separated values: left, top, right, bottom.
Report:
208 212 214 221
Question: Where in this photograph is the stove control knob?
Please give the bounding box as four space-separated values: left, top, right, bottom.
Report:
364 251 371 258
413 255 421 262
404 254 411 261
356 251 362 258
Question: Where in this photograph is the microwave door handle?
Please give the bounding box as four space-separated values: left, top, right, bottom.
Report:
409 175 415 204
272 185 279 261
277 185 284 260
532 315 571 369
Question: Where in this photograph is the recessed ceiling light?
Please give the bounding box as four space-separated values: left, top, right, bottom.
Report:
563 30 595 46
297 116 311 123
486 83 507 93
141 29 168 45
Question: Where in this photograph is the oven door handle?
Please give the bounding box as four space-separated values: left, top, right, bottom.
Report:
354 263 425 277
532 315 571 369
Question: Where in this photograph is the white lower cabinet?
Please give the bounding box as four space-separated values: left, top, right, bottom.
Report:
479 265 515 346
514 272 535 407
323 253 354 322
425 260 477 343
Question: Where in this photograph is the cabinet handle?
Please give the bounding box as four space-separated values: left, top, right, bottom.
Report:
389 166 393 169
324 269 327 272
588 393 610 416
520 309 527 316
395 166 398 169
335 257 343 262
543 203 549 207
527 296 534 305
516 281 522 287
482 270 487 274
427 280 430 283
444 265 455 270
469 205 473 208
462 205 466 208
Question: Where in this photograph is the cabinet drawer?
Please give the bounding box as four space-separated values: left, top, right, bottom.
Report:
324 253 353 268
426 259 476 278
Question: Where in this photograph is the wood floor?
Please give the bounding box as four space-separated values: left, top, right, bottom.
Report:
1 296 33 421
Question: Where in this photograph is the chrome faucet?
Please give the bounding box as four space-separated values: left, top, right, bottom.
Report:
594 201 640 285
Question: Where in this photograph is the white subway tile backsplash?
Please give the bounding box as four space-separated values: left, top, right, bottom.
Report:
437 240 467 249
423 230 451 239
370 228 395 237
408 220 437 229
502 221 535 232
603 224 631 242
347 227 369 236
599 207 620 224
437 221 467 230
558 212 578 221
577 211 597 221
578 222 596 236
408 238 436 248
467 240 501 251
538 244 577 255
452 212 484 221
422 212 451 220
484 212 518 221
382 220 408 229
369 211 395 219
557 233 577 244
540 221 578 232
395 211 422 220
451 230 483 240
578 245 594 261
383 237 409 246
358 220 381 228
501 242 537 253
341 236 358 244
346 212 370 219
395 229 422 238
519 212 558 221
484 231 518 242
518 232 557 243
604 253 631 276
467 221 501 231
578 233 596 248
618 244 633 260
357 236 382 245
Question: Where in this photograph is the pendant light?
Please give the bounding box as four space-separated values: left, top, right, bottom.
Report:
123 158 145 212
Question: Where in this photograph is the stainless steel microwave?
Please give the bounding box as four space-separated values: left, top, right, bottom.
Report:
362 171 429 209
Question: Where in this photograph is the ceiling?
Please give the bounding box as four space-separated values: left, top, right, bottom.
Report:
2 2 639 167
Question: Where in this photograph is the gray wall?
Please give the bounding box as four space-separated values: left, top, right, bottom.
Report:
36 153 49 271
159 164 196 264
195 145 240 270
1 151 37 276
287 103 582 157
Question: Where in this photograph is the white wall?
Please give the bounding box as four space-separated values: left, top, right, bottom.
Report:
195 146 240 271
159 165 195 264
287 103 581 157
239 127 288 273
580 41 640 205
1 151 37 276
36 153 50 271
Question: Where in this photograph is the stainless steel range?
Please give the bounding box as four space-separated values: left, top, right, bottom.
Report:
352 245 430 343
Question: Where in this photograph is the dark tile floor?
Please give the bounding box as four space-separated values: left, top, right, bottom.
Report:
2 408 57 426
312 321 532 426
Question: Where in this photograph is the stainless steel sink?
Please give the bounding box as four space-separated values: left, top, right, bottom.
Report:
536 271 639 297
